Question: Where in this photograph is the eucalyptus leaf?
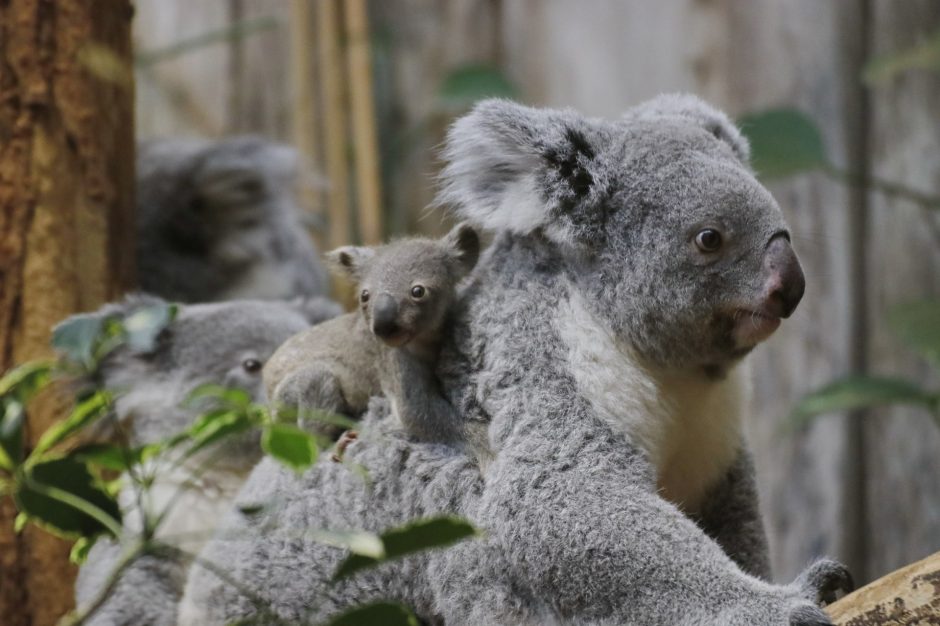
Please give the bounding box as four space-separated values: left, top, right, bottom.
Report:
32 391 112 458
0 398 26 469
186 411 254 457
436 63 518 112
738 108 829 180
334 516 477 580
863 29 940 85
52 314 105 368
71 442 133 472
14 457 121 538
790 375 933 429
262 423 318 473
325 602 420 626
887 300 940 369
185 384 252 410
0 361 53 398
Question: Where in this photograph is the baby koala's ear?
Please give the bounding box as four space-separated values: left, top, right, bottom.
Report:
442 221 480 278
326 246 376 282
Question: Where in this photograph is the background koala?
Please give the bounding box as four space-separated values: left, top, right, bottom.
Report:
136 135 330 302
264 223 481 451
181 95 851 626
72 294 341 626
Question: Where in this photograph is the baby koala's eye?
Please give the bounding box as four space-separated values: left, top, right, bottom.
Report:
694 228 723 253
242 358 262 374
360 289 370 303
410 285 426 299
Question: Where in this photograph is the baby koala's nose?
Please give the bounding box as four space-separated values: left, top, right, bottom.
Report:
763 235 805 319
371 294 400 338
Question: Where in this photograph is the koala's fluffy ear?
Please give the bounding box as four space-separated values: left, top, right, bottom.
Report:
442 222 480 278
438 99 610 247
626 93 750 164
326 246 376 283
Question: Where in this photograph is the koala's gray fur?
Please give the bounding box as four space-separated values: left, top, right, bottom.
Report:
180 95 850 625
137 136 329 303
72 294 342 626
263 223 482 452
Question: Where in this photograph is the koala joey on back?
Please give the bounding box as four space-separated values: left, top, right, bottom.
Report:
71 294 341 626
263 222 483 453
136 136 330 303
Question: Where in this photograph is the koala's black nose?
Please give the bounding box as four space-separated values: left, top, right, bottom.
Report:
371 294 400 338
763 235 805 318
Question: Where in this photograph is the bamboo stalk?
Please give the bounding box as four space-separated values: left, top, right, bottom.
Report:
288 0 323 244
317 0 351 250
344 0 383 245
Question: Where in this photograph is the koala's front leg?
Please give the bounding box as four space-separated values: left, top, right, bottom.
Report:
694 446 773 580
271 365 350 437
438 433 844 626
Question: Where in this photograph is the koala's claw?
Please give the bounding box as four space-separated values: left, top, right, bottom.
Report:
797 558 855 606
789 604 834 626
330 430 359 463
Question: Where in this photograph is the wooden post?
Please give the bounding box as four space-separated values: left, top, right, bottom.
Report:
827 550 940 624
344 0 383 245
0 1 136 624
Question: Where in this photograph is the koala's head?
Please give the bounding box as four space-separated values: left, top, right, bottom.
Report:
327 223 480 348
64 294 342 445
440 94 804 371
137 136 328 301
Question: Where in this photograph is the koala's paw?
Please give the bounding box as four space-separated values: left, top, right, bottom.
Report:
795 558 854 606
273 367 348 437
330 430 359 462
788 604 834 626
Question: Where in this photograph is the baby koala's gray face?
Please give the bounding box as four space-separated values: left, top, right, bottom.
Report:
328 223 480 348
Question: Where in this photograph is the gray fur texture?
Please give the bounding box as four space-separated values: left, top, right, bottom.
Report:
180 94 850 625
263 223 482 452
137 136 329 302
72 295 342 626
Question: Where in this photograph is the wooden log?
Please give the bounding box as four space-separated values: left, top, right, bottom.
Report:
827 550 940 625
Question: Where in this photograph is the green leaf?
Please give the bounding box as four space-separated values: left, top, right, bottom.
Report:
0 398 26 470
70 535 98 564
71 443 133 472
32 391 111 458
122 302 177 354
185 384 252 410
324 602 420 626
14 456 122 538
14 512 28 533
887 300 940 369
738 108 829 180
185 410 255 458
262 423 318 473
863 29 940 85
308 529 384 559
0 361 53 398
790 375 933 429
52 315 105 368
334 516 478 580
436 63 518 112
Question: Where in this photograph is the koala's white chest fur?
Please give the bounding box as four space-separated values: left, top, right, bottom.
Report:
556 292 746 514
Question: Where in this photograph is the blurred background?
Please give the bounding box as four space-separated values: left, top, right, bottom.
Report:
133 0 939 587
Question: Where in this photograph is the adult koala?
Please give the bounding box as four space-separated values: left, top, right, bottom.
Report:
72 295 342 626
180 95 851 625
137 136 330 302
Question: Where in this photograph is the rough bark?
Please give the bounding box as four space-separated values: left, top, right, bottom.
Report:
0 1 135 624
828 550 940 625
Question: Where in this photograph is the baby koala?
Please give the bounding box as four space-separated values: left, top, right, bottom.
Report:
263 222 481 453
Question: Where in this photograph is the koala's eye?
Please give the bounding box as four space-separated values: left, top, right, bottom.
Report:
360 289 370 303
410 285 426 299
694 229 723 253
242 358 262 374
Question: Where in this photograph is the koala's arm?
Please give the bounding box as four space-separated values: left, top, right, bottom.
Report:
694 446 773 580
383 350 466 445
440 412 847 625
75 539 186 626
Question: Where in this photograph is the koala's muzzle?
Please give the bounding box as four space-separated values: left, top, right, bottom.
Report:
763 235 805 319
371 294 404 342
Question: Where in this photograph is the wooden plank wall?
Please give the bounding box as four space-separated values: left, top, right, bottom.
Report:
132 0 939 586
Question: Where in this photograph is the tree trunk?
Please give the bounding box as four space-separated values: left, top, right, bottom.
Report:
0 1 135 624
827 550 940 625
